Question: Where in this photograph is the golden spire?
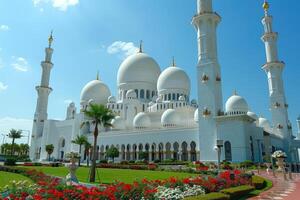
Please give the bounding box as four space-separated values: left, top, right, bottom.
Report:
172 56 176 67
233 89 238 96
48 30 54 48
138 40 143 53
263 0 270 14
96 71 99 80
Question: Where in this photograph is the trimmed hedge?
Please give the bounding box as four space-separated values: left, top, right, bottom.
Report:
184 192 229 200
220 185 254 199
252 175 266 190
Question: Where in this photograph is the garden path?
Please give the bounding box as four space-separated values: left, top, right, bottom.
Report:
250 171 300 200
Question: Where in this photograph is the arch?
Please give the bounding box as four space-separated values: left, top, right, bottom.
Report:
224 141 232 161
140 89 145 99
126 144 131 161
190 141 197 161
165 142 172 160
121 145 126 160
181 142 188 161
146 90 150 99
151 143 156 161
135 89 139 97
158 143 164 161
152 91 155 98
168 93 171 100
145 143 150 161
250 136 254 161
172 93 176 100
173 142 179 160
58 137 66 160
132 144 137 160
138 143 143 160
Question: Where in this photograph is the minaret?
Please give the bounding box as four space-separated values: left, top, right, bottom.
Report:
30 32 54 160
261 1 291 141
192 0 223 161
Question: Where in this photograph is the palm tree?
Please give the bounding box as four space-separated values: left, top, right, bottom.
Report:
83 103 114 182
84 141 92 167
8 129 22 155
45 144 54 161
71 135 88 166
19 144 29 156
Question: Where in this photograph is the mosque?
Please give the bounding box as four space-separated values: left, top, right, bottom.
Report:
29 0 300 163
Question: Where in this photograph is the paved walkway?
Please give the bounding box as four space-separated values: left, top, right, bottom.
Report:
250 171 300 200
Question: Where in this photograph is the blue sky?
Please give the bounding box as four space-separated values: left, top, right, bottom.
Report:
0 0 299 143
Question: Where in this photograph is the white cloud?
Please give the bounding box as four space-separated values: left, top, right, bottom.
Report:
107 41 139 58
0 25 9 31
0 82 8 91
11 57 30 72
0 117 33 144
33 0 79 11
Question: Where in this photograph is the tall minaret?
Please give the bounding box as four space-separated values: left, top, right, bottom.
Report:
30 32 54 160
192 0 223 161
261 1 291 141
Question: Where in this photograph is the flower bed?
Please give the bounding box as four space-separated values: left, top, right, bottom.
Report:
0 167 251 200
97 163 158 170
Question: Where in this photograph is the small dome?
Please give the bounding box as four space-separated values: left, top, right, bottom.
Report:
69 102 75 107
133 112 151 129
117 53 161 86
194 109 199 122
225 94 249 114
179 95 186 101
126 89 137 99
247 111 258 121
258 117 271 129
157 65 190 94
80 80 111 105
108 96 116 103
161 109 180 127
111 116 126 130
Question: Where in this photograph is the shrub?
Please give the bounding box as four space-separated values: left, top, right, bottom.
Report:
252 175 266 189
240 160 254 168
129 160 135 164
99 159 108 164
154 159 161 163
4 157 16 166
120 160 129 165
184 192 230 200
220 185 254 199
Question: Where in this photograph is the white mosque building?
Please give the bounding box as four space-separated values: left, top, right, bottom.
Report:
30 0 300 163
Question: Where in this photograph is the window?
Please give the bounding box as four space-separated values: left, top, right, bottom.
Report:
146 90 150 99
172 93 176 100
152 91 155 97
168 94 171 100
224 141 232 161
140 90 145 99
135 89 139 98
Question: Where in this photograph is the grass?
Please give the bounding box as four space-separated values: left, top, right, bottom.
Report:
19 166 197 184
0 171 33 189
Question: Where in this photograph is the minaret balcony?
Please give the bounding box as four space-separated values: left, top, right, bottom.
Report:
261 32 278 42
262 61 285 70
192 12 221 27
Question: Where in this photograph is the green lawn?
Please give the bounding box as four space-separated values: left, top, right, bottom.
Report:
0 171 33 189
20 166 197 184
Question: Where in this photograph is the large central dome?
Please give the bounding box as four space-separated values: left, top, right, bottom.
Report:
117 53 161 86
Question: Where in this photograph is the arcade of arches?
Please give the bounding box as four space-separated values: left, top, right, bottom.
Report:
84 141 199 162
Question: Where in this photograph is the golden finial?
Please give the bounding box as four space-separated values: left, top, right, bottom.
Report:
172 56 176 67
138 40 143 53
48 30 53 48
96 71 99 80
233 89 238 96
263 0 269 14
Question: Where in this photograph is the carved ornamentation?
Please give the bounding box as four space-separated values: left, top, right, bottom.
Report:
202 74 209 83
203 107 211 117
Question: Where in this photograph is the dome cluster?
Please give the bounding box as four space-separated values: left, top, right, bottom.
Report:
225 94 249 115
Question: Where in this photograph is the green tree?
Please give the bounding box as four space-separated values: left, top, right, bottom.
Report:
8 129 22 155
71 135 88 166
45 144 54 161
19 144 29 156
106 147 119 163
82 104 114 182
